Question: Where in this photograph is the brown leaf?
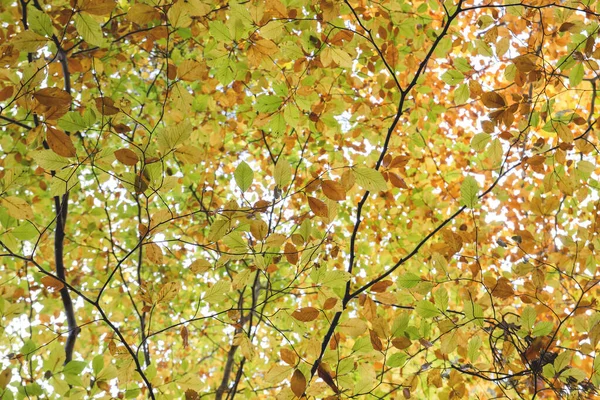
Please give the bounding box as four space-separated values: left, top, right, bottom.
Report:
291 307 320 322
481 92 506 108
307 196 328 217
290 369 307 397
559 22 575 32
145 242 164 264
79 0 116 15
185 389 199 400
46 127 76 157
280 348 297 365
341 169 355 190
180 326 189 348
317 364 340 394
370 280 393 293
322 180 346 201
512 55 537 73
0 85 14 101
95 97 120 115
41 275 64 291
389 172 407 189
392 336 412 349
369 329 383 351
491 277 514 299
34 87 72 108
127 3 160 25
323 297 338 310
284 242 298 264
114 149 139 166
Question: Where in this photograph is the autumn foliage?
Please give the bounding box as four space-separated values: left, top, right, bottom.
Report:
2 0 600 398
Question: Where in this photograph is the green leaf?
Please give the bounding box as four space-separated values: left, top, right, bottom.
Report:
433 288 448 311
454 83 469 104
58 112 92 132
415 300 440 318
397 273 421 289
207 219 229 242
234 161 254 192
353 168 387 192
460 176 479 208
11 222 38 241
467 336 482 362
63 360 87 375
202 280 230 304
208 20 232 41
256 96 283 113
569 62 584 87
157 120 192 154
471 132 491 151
532 321 554 337
92 355 104 375
274 159 292 188
27 6 55 37
441 70 464 85
74 12 105 47
386 353 408 368
521 306 537 330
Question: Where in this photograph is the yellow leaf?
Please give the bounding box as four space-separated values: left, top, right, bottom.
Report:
1 196 34 220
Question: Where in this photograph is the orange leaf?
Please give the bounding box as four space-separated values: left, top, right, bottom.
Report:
41 275 64 291
290 369 307 397
323 297 338 310
280 348 297 365
284 242 298 264
34 87 72 108
491 277 514 299
481 92 506 108
291 307 319 322
114 149 139 166
307 196 328 217
322 180 346 201
46 127 76 157
389 172 407 189
145 242 164 264
370 280 393 293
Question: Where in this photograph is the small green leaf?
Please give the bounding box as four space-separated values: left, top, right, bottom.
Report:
521 306 537 330
256 96 283 113
397 273 421 289
454 83 469 104
208 20 232 41
460 176 479 208
27 6 55 37
467 336 482 362
532 321 554 337
202 280 230 304
386 353 408 368
569 62 584 87
471 132 491 151
415 300 440 318
274 159 292 188
433 288 448 311
353 168 387 192
234 161 254 192
74 12 105 47
157 120 192 154
207 219 229 242
441 70 464 85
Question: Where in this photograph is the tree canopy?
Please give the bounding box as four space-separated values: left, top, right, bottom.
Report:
2 0 600 398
